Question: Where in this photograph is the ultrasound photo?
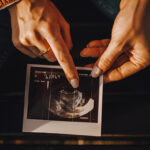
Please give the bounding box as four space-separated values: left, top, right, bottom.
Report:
23 64 103 136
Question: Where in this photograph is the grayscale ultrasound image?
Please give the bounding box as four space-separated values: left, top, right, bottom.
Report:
27 66 100 123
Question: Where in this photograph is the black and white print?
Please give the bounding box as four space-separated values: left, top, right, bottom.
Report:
23 64 103 136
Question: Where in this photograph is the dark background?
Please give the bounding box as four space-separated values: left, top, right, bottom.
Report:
0 0 150 149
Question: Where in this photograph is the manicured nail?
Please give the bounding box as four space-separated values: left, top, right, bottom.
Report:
91 66 102 78
70 79 79 88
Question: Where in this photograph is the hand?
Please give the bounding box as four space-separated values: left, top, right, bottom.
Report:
8 0 79 88
80 0 150 83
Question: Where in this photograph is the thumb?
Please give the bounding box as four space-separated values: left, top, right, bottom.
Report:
91 39 125 78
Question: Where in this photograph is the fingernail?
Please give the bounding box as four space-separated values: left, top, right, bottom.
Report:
80 53 85 57
70 78 79 88
91 66 102 78
80 51 86 57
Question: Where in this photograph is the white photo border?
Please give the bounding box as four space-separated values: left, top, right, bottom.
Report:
23 64 103 136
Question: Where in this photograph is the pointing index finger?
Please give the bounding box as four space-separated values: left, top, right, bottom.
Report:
41 26 79 88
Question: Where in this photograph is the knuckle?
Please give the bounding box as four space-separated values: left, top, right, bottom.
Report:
41 21 50 29
99 57 112 71
142 57 150 67
141 51 150 66
19 30 36 45
115 67 124 80
19 35 27 45
132 54 150 70
25 31 36 40
40 22 58 36
136 57 150 69
41 21 56 31
12 38 19 47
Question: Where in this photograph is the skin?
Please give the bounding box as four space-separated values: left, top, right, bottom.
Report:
8 0 79 88
80 0 150 83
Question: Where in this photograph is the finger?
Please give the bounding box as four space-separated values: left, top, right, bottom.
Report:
29 42 57 61
104 60 143 83
85 54 128 72
27 31 48 52
43 49 57 62
60 24 73 50
80 47 106 58
39 25 79 88
42 39 57 62
27 46 45 59
15 43 37 58
91 39 125 78
84 54 129 74
104 47 150 83
27 46 39 56
49 1 73 50
87 39 110 48
111 53 129 69
28 32 57 62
